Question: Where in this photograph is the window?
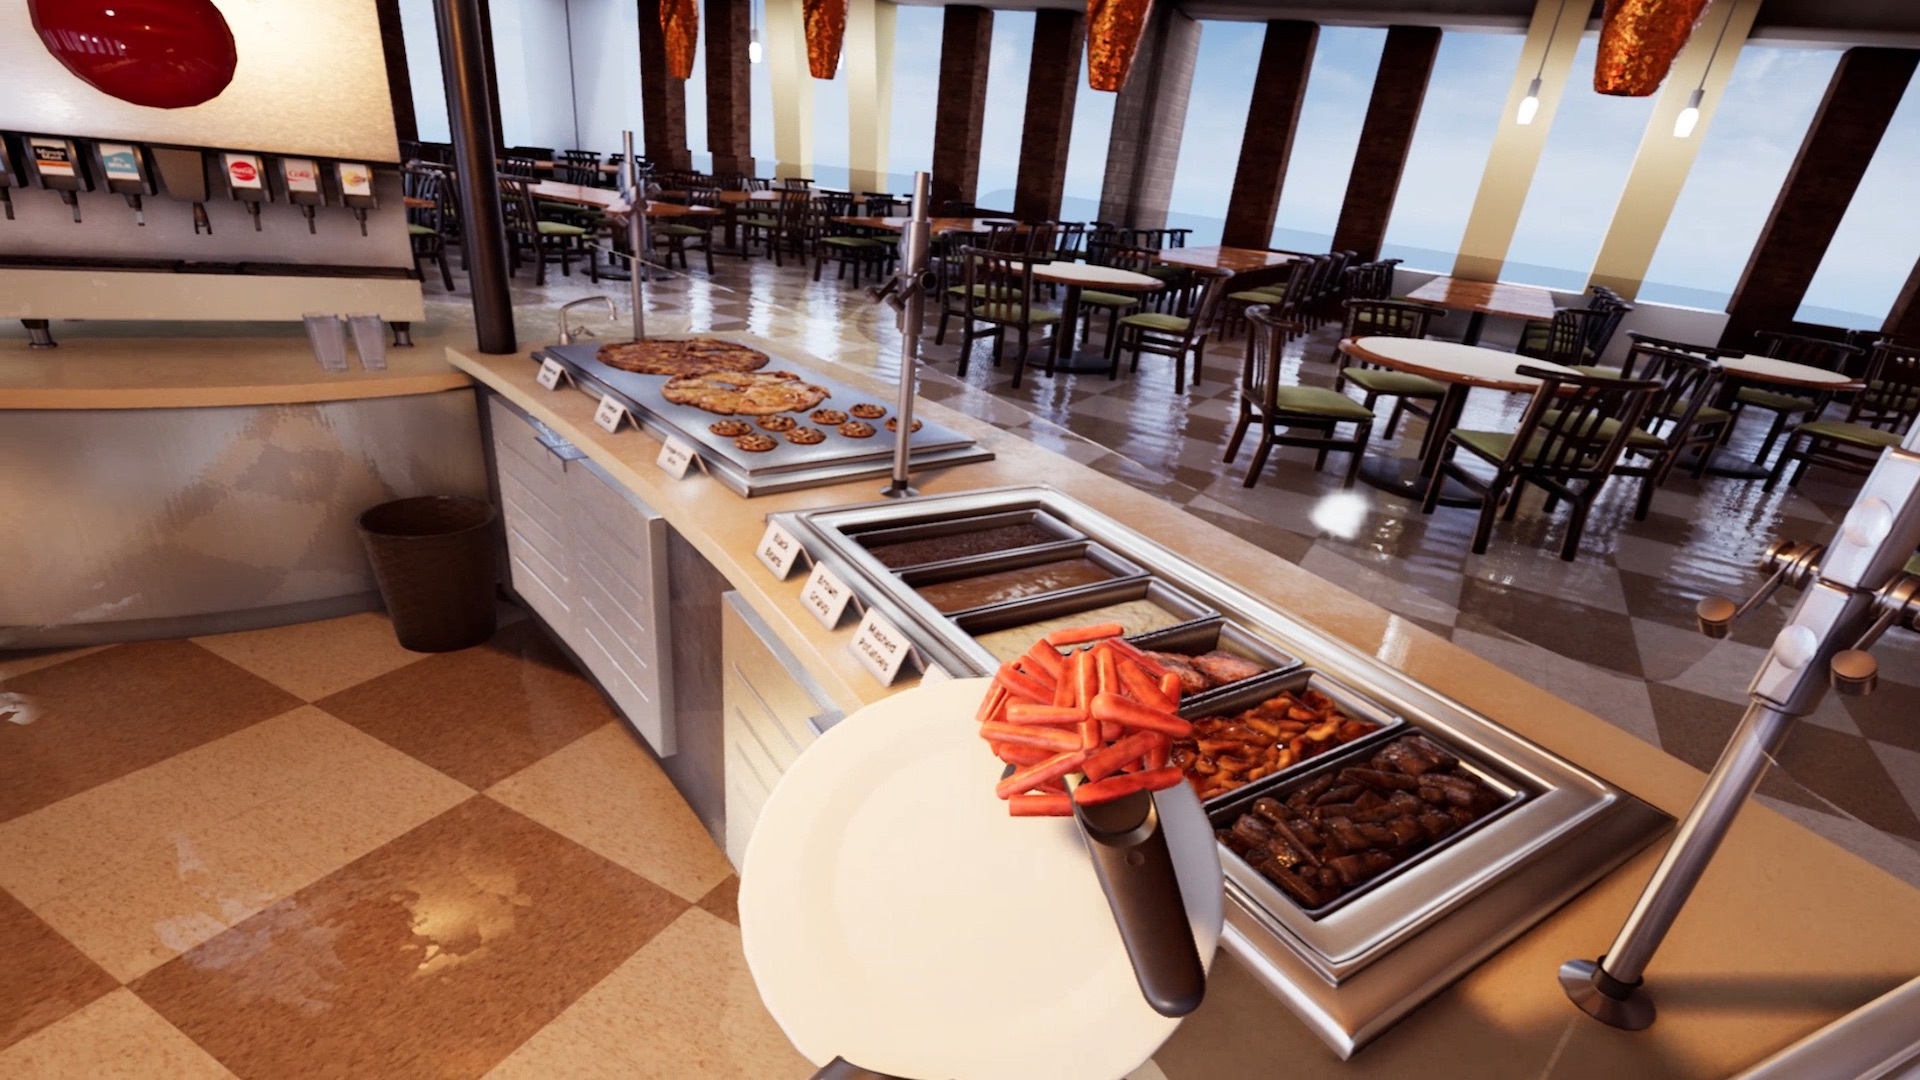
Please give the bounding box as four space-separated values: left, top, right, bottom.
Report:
400 0 450 143
1503 34 1658 289
1380 30 1524 272
1060 70 1115 223
887 4 944 191
1797 64 1920 330
1271 26 1386 251
1167 21 1264 247
1640 45 1839 312
812 49 851 189
751 5 775 169
976 10 1035 209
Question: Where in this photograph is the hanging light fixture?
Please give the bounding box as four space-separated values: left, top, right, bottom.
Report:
1595 0 1710 97
1672 6 1733 137
661 0 698 81
1087 0 1155 93
1516 0 1568 125
748 0 763 64
802 0 846 79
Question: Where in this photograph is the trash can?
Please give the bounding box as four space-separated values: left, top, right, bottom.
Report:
356 495 499 652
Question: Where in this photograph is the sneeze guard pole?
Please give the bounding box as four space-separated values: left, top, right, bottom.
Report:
624 131 647 342
883 172 932 499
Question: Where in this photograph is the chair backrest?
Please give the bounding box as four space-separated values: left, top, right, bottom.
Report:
502 155 540 178
1050 221 1088 260
687 184 724 208
1269 260 1314 319
1757 330 1864 373
559 150 601 185
960 246 1044 312
1341 298 1444 343
1106 244 1156 275
1853 340 1920 431
403 166 447 228
1587 295 1632 358
1242 304 1301 413
1506 367 1661 480
1628 346 1722 444
498 177 536 235
1539 307 1613 365
861 192 900 216
1185 268 1234 339
982 220 1054 257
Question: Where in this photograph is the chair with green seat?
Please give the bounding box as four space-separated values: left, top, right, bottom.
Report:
1766 342 1920 491
1222 257 1313 340
1580 332 1737 475
1072 244 1158 354
1226 305 1377 489
1608 347 1725 520
954 246 1062 387
1110 268 1231 392
809 195 893 285
741 189 804 263
403 165 453 290
1329 299 1449 441
654 185 720 274
500 177 595 285
1728 330 1867 466
1421 366 1659 561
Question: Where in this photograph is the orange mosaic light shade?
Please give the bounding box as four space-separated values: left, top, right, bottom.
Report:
1086 0 1154 93
1594 0 1709 96
661 0 698 80
803 0 847 79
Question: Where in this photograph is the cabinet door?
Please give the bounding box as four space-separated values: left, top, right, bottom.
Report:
488 397 574 639
720 592 834 869
564 459 674 756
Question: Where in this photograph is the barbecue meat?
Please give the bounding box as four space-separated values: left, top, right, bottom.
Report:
1189 650 1267 686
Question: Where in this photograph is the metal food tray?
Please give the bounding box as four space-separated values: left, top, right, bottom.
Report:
535 340 994 497
852 507 1085 572
1178 667 1405 807
1125 615 1305 716
1208 729 1527 922
897 541 1147 617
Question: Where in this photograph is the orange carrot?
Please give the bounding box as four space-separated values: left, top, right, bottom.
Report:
975 684 1009 725
1009 794 1073 817
1081 730 1160 783
1118 661 1175 712
979 721 1082 753
1045 622 1125 647
1073 766 1185 805
1091 693 1193 738
1095 645 1119 698
1022 641 1066 682
994 749 1089 800
1005 703 1088 727
1159 672 1183 706
993 665 1053 704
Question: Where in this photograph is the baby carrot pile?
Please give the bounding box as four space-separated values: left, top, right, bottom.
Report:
977 622 1195 816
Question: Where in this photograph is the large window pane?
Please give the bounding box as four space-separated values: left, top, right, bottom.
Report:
1167 21 1262 247
887 5 944 190
1640 45 1838 312
400 0 450 143
976 11 1035 209
1061 74 1114 225
1797 67 1920 330
1272 26 1386 251
751 0 774 169
812 50 851 188
1503 35 1658 289
1380 30 1524 272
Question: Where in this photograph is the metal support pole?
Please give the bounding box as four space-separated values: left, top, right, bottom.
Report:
883 172 933 499
624 132 647 342
434 0 515 354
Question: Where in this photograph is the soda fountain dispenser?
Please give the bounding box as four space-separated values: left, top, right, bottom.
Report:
151 147 212 234
24 136 90 222
221 152 268 231
0 136 19 221
94 142 157 225
334 162 376 236
277 157 325 233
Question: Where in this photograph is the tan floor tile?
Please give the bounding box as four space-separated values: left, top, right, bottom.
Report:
316 619 618 789
488 723 734 902
0 888 118 1052
133 797 686 1080
0 645 113 684
241 742 473 875
0 641 302 824
0 989 235 1079
192 612 427 702
32 816 319 983
484 907 811 1080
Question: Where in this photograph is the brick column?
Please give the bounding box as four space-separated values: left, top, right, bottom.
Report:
706 0 754 175
932 6 994 210
375 0 418 146
1014 10 1086 221
1332 25 1439 260
1220 20 1317 250
1097 6 1201 229
1720 47 1920 350
638 0 692 170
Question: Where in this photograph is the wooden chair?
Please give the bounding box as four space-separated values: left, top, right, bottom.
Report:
1421 367 1659 561
557 150 602 186
500 177 595 286
1225 306 1376 489
1330 299 1449 441
1110 268 1232 392
1610 346 1725 520
809 195 893 285
403 166 454 290
655 185 719 274
954 246 1062 387
1223 257 1313 340
1728 331 1866 465
1075 245 1157 353
1766 341 1920 490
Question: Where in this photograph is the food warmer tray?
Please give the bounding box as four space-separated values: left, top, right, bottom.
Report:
534 340 994 497
772 485 1672 1058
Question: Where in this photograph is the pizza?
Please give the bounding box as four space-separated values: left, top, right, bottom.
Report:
595 337 770 376
661 370 831 416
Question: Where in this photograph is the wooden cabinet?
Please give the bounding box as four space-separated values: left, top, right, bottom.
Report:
721 591 836 868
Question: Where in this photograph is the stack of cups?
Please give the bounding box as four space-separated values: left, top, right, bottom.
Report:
305 313 390 372
348 313 388 370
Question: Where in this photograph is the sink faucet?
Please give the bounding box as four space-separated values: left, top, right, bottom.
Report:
557 296 618 346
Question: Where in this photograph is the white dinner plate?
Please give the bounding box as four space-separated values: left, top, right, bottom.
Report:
739 678 1222 1080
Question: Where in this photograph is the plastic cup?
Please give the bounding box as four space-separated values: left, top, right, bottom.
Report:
348 313 387 370
304 313 350 372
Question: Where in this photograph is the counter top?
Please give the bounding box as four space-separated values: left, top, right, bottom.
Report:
447 338 1920 1078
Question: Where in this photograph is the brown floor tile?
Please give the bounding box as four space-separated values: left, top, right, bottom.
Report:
192 612 428 702
0 641 302 824
697 875 740 927
1772 721 1920 840
0 989 236 1079
1644 682 1828 814
0 888 118 1052
132 796 686 1080
0 645 113 684
315 620 617 789
1456 579 1644 678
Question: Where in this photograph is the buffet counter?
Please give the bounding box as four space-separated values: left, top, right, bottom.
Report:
446 338 1920 1078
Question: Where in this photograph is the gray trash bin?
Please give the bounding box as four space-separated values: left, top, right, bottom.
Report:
356 496 498 652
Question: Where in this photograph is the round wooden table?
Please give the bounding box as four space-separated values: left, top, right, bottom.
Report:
1702 354 1866 478
1032 261 1164 375
1339 336 1577 506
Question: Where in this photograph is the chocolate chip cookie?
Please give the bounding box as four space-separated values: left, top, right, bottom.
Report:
709 419 753 437
850 403 887 420
756 414 797 432
786 426 826 445
838 420 876 439
734 433 778 452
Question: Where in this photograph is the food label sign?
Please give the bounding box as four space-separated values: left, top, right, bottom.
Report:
850 610 913 685
593 394 628 433
655 436 698 479
800 563 854 629
756 521 804 580
98 144 143 183
28 138 74 178
536 357 571 390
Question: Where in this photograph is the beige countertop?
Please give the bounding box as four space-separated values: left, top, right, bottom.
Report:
447 338 1920 1078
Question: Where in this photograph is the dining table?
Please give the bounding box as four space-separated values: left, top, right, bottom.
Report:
1339 335 1577 506
1152 246 1302 275
1032 261 1164 374
1403 277 1559 346
1698 352 1866 478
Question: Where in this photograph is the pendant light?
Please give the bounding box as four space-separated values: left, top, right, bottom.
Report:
1516 0 1568 125
662 0 698 80
1087 0 1155 93
802 0 845 79
1595 0 1710 97
1672 6 1733 137
748 0 763 64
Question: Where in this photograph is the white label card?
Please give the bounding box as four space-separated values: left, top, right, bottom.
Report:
800 563 854 630
850 610 915 685
921 662 952 685
593 394 628 433
656 435 698 479
536 357 571 390
756 521 804 579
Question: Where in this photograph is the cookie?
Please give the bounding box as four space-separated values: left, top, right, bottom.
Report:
885 417 923 433
756 414 797 431
709 419 753 437
850 403 887 419
811 409 848 426
734 433 777 452
838 420 876 439
787 426 826 445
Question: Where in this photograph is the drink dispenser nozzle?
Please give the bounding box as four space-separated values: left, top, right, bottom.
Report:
221 152 268 231
151 147 212 234
94 142 157 226
335 162 376 236
25 136 90 223
0 137 18 221
277 158 325 234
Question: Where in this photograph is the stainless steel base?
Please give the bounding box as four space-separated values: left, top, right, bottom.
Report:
1559 958 1656 1030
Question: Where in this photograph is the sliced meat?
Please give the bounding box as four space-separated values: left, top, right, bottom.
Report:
1189 650 1267 685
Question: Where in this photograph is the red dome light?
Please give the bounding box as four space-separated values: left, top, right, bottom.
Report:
31 0 238 110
